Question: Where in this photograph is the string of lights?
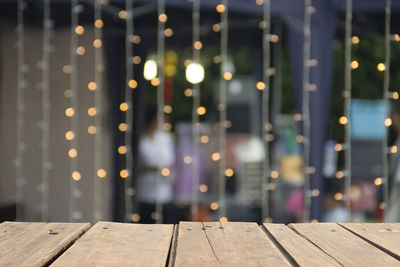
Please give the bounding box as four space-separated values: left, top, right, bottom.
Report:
261 0 271 223
16 0 26 222
190 0 201 221
41 0 51 222
69 0 81 221
156 0 166 224
93 0 106 222
343 0 353 220
302 0 312 222
218 0 228 222
124 0 135 223
382 0 392 215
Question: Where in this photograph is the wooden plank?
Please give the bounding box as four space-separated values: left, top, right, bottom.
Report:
289 223 400 266
174 221 291 266
0 221 90 266
51 221 174 267
340 223 400 259
263 223 341 266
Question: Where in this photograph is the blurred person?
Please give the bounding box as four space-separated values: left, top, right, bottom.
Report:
136 104 176 223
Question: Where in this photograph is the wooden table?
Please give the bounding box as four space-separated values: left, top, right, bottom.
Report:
1 221 400 266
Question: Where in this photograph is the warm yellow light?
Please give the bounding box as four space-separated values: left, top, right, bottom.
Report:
194 41 203 50
225 168 234 177
219 216 228 222
161 168 170 176
334 143 343 151
133 56 142 64
201 135 209 144
164 122 173 131
164 105 173 114
336 171 344 179
132 213 140 222
68 148 78 158
88 82 97 91
133 35 142 44
95 19 104 28
256 81 265 91
338 116 348 125
164 28 173 37
352 36 360 44
184 88 193 97
293 113 302 121
88 125 97 134
65 130 75 140
88 107 96 117
270 34 280 43
62 65 71 74
391 145 398 154
128 79 138 89
377 63 386 72
120 169 129 178
159 13 168 23
76 46 86 55
184 59 192 67
120 102 129 112
93 39 102 48
199 184 208 193
213 24 221 32
213 56 221 64
211 152 221 161
118 123 127 132
118 10 127 19
385 118 392 127
312 189 320 197
186 63 205 84
72 171 81 181
270 170 279 179
223 72 233 81
118 146 127 155
97 168 107 178
393 92 399 100
334 192 343 200
197 106 206 116
394 34 400 42
255 0 264 6
216 4 225 13
65 107 75 117
351 60 359 69
210 202 218 210
144 59 158 80
374 177 383 186
75 25 85 35
184 156 192 164
151 78 160 86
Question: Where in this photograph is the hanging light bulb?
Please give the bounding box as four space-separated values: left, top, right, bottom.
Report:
143 59 157 80
185 62 205 84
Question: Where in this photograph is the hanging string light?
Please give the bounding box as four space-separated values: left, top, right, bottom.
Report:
382 0 392 215
302 0 312 222
155 0 166 224
189 0 201 221
343 0 353 220
69 0 81 222
41 0 52 222
93 0 106 222
124 0 135 223
16 0 26 222
261 0 271 223
218 0 228 222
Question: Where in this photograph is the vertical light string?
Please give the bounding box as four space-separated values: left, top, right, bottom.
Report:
124 0 134 222
191 0 201 221
218 0 228 221
302 0 312 222
261 0 271 223
156 0 166 224
93 0 105 222
343 0 353 220
41 0 51 222
382 0 391 215
16 0 26 222
69 0 80 221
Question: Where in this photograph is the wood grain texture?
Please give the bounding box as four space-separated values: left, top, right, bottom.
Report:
173 221 291 267
289 223 400 266
0 221 89 266
263 223 341 266
51 221 174 267
340 223 400 259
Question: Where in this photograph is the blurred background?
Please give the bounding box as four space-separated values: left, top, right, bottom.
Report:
1 0 400 224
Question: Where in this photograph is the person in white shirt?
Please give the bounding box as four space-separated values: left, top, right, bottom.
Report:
136 104 176 223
